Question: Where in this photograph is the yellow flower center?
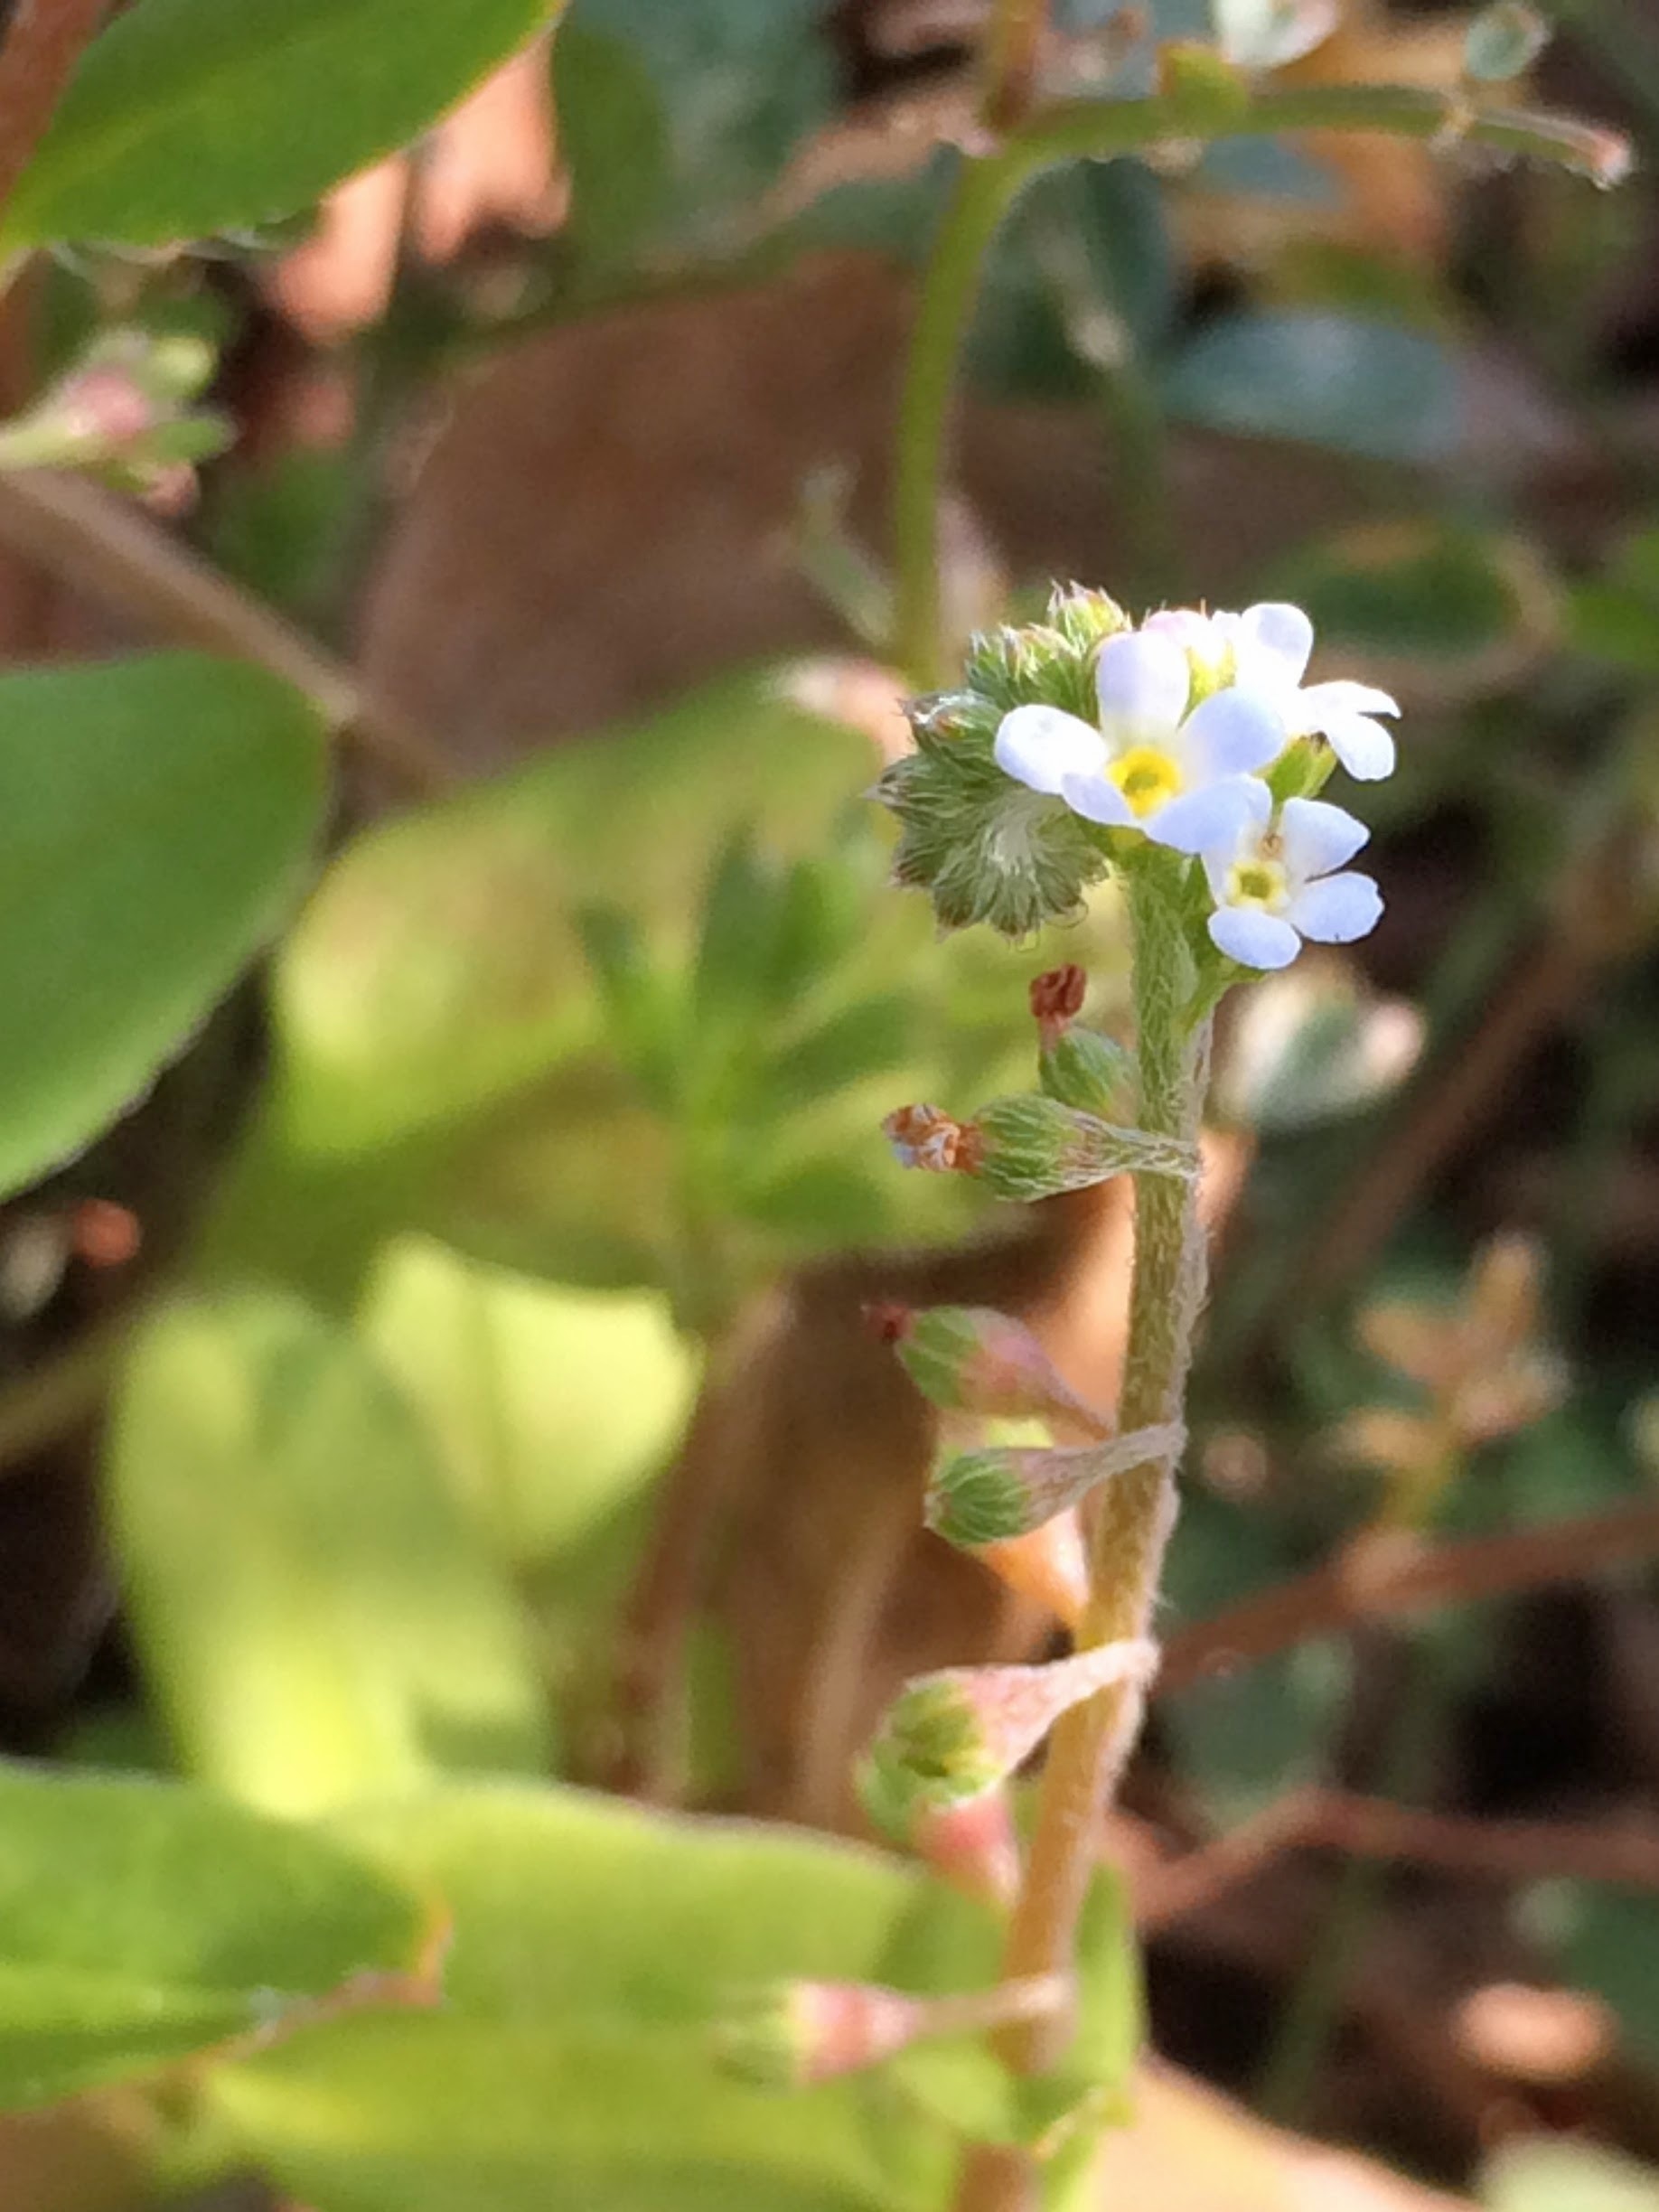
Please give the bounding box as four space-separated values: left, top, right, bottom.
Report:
1226 858 1288 911
1109 745 1183 819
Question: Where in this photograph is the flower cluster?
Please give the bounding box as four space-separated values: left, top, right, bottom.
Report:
878 587 1398 965
991 601 1394 970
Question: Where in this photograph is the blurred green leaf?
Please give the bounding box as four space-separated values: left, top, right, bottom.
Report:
1567 527 1659 674
555 23 673 274
764 997 917 1112
360 1234 698 1574
1 0 566 249
1164 1641 1353 1825
202 1784 947 2212
1465 2 1551 82
0 1763 425 2112
1272 521 1555 671
0 653 324 1201
109 1290 551 1816
561 0 835 260
1162 310 1461 462
1543 1885 1659 2065
1484 2141 1659 2212
269 671 871 1159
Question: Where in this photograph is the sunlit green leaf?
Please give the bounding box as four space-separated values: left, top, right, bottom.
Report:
2 0 566 249
0 653 324 1201
0 1763 425 2111
1484 2141 1659 2212
202 1784 943 2212
359 1234 698 1573
109 1290 551 1816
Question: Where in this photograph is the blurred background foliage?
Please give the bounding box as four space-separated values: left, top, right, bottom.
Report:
4 2 1659 2210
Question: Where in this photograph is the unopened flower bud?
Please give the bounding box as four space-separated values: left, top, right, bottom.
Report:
714 1971 1067 2089
1040 1027 1138 1123
1029 964 1087 1048
926 1422 1186 1546
912 1787 1021 1906
861 1640 1158 1831
888 1304 1108 1432
970 1095 1196 1201
715 1978 929 2087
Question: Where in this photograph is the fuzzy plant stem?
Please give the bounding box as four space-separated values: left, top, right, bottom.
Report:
952 864 1207 2212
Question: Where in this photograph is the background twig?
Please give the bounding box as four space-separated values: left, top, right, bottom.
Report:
0 0 108 219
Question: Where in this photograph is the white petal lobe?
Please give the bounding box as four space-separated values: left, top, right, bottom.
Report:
994 706 1105 795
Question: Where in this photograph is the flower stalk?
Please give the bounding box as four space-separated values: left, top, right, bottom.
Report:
985 865 1208 2088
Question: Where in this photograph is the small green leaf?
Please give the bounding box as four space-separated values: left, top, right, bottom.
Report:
0 652 324 1200
2 0 567 249
0 1762 425 2112
109 1289 551 1815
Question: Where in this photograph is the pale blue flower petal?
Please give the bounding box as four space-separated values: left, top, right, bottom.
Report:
1198 776 1270 897
1179 686 1285 782
1279 795 1369 884
1323 713 1396 781
1209 906 1301 969
1148 777 1261 855
994 705 1105 795
1297 678 1399 725
1094 628 1191 745
1061 770 1137 828
1239 602 1314 686
1286 870 1383 943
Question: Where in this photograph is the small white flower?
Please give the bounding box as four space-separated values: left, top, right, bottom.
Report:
1214 602 1401 782
1203 783 1382 970
992 625 1282 854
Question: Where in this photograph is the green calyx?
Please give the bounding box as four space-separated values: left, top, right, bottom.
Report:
877 587 1128 939
925 1448 1036 1546
711 1986 811 2089
1039 1026 1137 1121
972 1094 1196 1201
859 1680 1000 1836
895 1307 987 1411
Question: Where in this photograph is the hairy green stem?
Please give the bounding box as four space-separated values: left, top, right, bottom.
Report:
952 867 1208 2212
891 80 1626 687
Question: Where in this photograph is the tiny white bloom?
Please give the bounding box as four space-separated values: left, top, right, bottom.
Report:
1202 783 1383 970
1214 602 1401 782
992 625 1282 854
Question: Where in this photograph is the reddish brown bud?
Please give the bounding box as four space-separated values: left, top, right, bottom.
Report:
1029 963 1087 1048
862 1301 913 1346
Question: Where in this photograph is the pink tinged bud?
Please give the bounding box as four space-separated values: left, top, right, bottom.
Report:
927 1421 1186 1546
60 366 155 450
894 1304 1109 1431
862 1640 1159 1832
715 1973 1069 2089
913 1788 1021 1907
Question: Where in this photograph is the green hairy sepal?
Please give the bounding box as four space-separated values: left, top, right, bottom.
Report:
876 587 1128 939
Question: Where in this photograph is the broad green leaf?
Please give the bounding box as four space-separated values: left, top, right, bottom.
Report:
0 652 324 1201
359 1234 698 1573
0 1762 425 2111
203 1783 944 2212
1484 2142 1659 2212
1541 1885 1659 2064
108 1290 551 1816
1162 310 1461 463
1 0 566 250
